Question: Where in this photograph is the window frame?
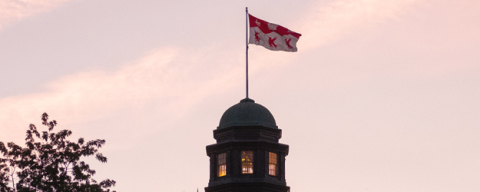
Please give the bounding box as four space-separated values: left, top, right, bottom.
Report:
268 152 277 176
241 151 254 174
217 152 227 177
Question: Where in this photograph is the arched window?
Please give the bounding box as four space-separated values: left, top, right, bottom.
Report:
218 153 226 177
269 152 277 176
241 151 254 174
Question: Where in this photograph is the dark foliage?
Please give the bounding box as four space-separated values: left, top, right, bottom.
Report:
0 113 116 192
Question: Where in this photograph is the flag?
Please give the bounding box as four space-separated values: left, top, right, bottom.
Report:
248 14 302 52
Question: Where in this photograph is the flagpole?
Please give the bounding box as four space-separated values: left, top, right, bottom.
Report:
246 7 249 99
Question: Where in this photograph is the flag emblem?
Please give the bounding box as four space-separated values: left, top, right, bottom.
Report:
248 14 302 52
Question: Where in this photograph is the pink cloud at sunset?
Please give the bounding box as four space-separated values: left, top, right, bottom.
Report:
298 0 421 49
0 0 74 30
2 0 478 143
288 0 480 90
0 48 215 142
0 43 299 144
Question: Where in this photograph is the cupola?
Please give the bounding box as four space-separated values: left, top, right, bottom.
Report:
205 98 290 192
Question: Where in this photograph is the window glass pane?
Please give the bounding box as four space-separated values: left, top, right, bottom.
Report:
241 151 254 174
269 152 277 176
218 153 226 177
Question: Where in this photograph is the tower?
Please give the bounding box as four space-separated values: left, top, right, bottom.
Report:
205 98 290 192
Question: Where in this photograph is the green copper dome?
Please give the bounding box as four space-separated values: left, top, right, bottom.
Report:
218 98 277 129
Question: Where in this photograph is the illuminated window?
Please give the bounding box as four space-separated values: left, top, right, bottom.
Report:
241 151 254 174
218 153 226 177
269 152 277 176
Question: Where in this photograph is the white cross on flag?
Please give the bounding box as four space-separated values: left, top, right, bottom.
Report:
249 14 302 52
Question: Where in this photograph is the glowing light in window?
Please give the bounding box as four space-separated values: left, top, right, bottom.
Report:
241 151 253 174
269 152 277 176
218 153 226 177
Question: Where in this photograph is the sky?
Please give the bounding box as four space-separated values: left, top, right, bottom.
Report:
0 0 479 191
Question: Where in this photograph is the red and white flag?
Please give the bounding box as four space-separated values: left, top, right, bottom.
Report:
249 14 302 52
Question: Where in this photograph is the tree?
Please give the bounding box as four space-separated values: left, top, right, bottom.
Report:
0 141 24 192
0 113 116 192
